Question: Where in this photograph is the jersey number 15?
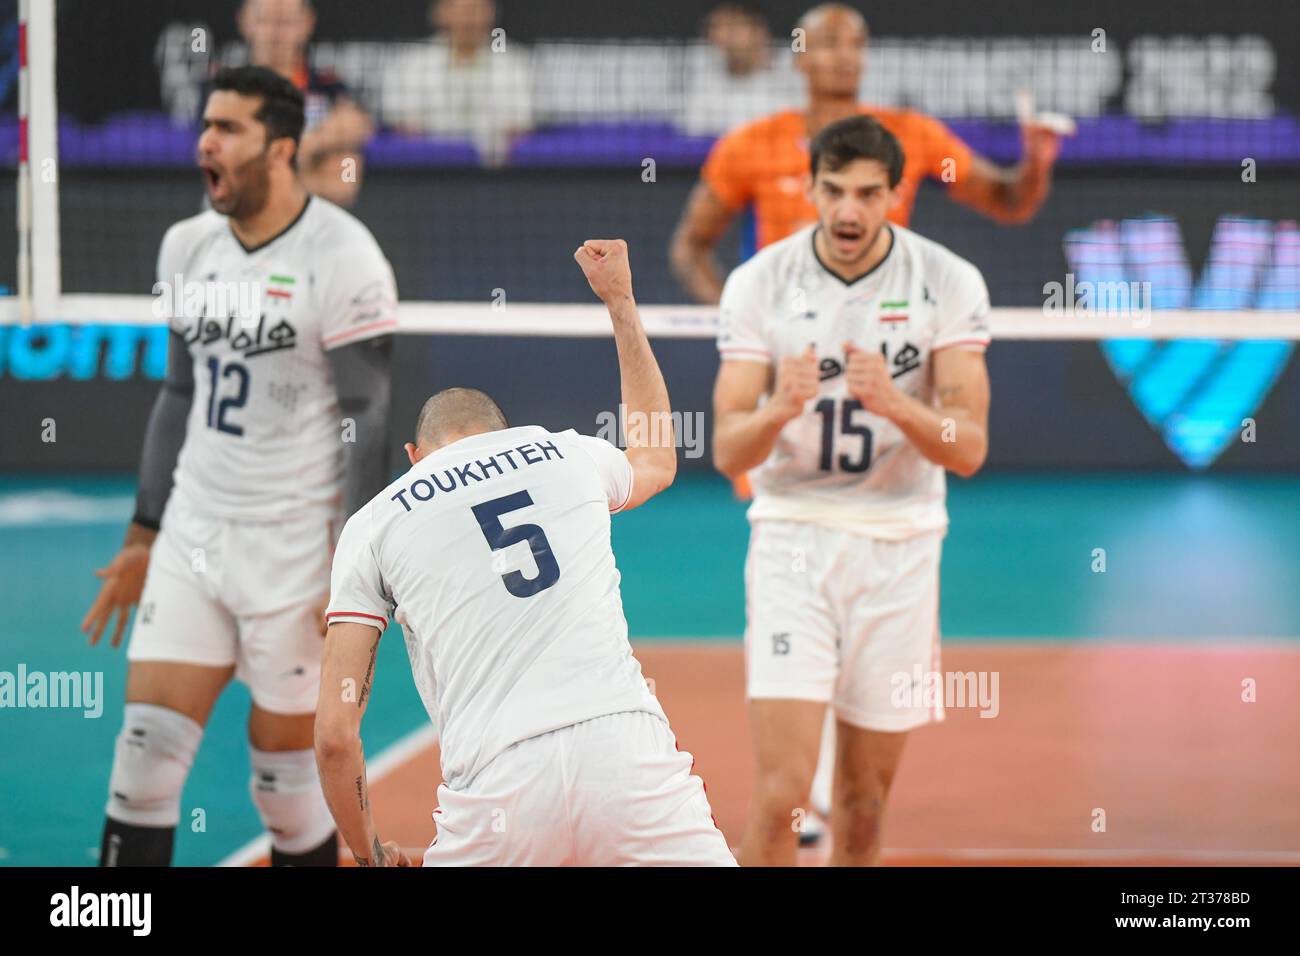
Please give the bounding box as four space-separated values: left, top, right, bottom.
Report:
816 398 873 472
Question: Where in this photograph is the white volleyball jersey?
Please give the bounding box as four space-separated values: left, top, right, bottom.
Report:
326 425 666 790
717 223 991 539
157 196 398 520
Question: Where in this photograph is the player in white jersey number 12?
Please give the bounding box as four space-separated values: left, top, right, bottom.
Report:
315 239 737 867
713 115 993 865
81 66 398 866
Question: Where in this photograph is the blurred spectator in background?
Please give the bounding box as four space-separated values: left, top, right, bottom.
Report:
236 0 374 207
159 0 374 207
671 3 1061 303
682 3 799 137
156 20 214 126
379 0 533 166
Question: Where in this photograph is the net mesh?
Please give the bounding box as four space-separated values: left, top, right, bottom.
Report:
5 0 1300 476
32 0 1300 307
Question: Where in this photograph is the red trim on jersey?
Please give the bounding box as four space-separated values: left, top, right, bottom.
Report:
266 289 292 299
326 610 387 630
880 314 909 323
17 21 26 165
932 338 989 352
323 317 400 348
611 474 634 514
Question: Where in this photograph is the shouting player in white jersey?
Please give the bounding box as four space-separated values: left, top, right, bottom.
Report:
713 116 992 866
314 240 736 867
81 66 399 866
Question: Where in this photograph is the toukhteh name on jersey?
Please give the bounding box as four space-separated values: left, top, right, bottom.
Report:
390 439 565 512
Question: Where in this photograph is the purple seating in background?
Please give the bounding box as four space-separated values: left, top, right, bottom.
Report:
1 112 1297 169
0 112 481 169
365 133 481 168
507 122 716 167
945 116 1300 165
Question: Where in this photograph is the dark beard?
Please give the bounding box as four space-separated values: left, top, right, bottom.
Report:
215 151 272 220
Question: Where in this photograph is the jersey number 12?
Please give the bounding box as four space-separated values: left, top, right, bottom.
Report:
205 357 249 436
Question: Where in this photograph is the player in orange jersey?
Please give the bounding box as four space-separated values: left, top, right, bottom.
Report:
669 3 1062 304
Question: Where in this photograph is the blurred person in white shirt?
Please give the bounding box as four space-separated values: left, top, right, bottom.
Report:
156 0 376 207
236 0 374 207
681 2 799 137
379 0 533 166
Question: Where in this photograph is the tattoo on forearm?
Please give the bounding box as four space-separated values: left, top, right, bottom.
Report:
357 642 378 709
354 774 368 813
937 384 965 405
354 836 385 867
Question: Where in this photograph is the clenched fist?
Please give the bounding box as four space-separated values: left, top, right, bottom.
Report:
845 342 902 419
574 239 634 304
770 344 820 422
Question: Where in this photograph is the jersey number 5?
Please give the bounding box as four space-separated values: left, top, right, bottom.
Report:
815 398 872 472
472 491 561 598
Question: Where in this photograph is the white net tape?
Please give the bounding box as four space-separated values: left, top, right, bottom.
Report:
2 297 1298 341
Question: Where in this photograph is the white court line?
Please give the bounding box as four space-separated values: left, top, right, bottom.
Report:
781 846 1300 866
215 723 438 868
0 490 134 526
216 638 1300 866
634 637 1300 648
218 720 1300 867
876 847 1300 864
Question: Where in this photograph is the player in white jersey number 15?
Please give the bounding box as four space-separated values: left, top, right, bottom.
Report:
81 66 398 866
315 240 736 867
712 115 992 865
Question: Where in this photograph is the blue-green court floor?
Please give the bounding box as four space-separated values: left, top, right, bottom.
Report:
1 471 1297 865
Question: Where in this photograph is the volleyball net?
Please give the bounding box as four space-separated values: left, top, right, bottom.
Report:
6 0 1300 476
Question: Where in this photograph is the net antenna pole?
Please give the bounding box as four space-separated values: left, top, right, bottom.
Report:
16 0 30 323
17 0 60 325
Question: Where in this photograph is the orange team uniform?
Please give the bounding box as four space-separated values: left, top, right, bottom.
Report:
702 106 976 251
